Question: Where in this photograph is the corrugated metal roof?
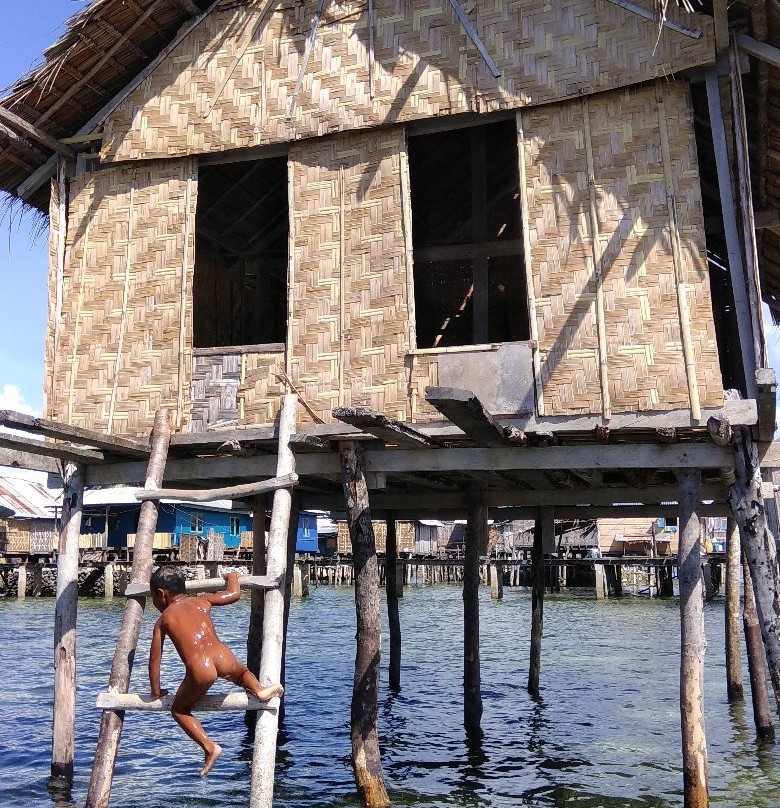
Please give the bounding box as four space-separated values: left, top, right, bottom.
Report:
0 474 60 519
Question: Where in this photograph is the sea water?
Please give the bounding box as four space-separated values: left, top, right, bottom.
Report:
1 585 779 807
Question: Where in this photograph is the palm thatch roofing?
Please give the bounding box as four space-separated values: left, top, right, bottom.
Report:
0 0 778 316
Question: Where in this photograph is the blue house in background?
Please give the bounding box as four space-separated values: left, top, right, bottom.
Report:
296 512 318 553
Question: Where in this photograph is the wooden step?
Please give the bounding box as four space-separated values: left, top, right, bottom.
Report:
96 691 277 712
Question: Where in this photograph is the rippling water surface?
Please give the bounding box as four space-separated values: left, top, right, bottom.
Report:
2 584 779 807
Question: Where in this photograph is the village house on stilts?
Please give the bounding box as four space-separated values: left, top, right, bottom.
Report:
2 0 780 805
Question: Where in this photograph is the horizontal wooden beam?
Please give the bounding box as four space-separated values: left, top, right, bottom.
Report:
0 410 149 457
0 106 75 158
332 406 441 448
124 574 282 598
136 472 298 502
0 434 103 464
737 33 780 69
0 448 59 473
96 691 276 712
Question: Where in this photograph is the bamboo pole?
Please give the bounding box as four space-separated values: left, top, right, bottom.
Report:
678 469 708 808
51 462 84 780
246 493 266 730
340 441 389 808
741 550 775 740
386 515 402 691
250 394 297 807
724 519 744 702
85 410 170 808
728 426 780 716
464 492 485 736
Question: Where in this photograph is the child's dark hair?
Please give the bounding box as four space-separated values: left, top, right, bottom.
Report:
150 566 186 595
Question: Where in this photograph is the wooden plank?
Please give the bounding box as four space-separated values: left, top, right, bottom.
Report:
757 368 777 443
705 68 759 400
604 0 701 37
193 343 285 356
288 0 328 117
0 449 58 473
136 472 298 502
333 407 441 449
0 122 47 162
737 33 780 69
447 0 501 76
713 0 729 54
95 691 276 712
424 387 511 447
124 574 282 598
0 410 149 456
0 106 75 158
0 434 103 464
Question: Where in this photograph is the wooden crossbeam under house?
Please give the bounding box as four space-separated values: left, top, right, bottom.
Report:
124 574 282 598
96 691 277 712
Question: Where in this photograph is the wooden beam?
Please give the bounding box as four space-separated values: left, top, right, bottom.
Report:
447 0 501 76
96 691 276 712
333 407 441 448
425 387 511 447
124 574 281 598
0 106 75 158
0 123 47 162
0 410 149 456
59 132 105 145
464 491 484 733
0 434 103 464
0 448 58 473
737 33 780 69
604 0 701 37
288 0 328 117
713 0 729 54
757 368 777 443
135 472 298 502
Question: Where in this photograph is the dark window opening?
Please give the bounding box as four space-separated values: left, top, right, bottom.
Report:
408 120 529 349
194 157 288 349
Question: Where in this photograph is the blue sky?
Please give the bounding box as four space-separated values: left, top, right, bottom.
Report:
1 0 779 426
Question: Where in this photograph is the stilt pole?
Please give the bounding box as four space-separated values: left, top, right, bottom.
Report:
246 493 267 729
464 491 485 735
250 394 297 807
529 509 551 696
724 519 744 702
51 461 84 780
728 426 780 714
386 514 402 691
17 563 27 599
741 550 775 740
280 492 300 723
678 468 708 808
339 440 390 808
85 410 170 808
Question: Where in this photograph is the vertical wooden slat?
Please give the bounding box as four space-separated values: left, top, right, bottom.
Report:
176 176 194 429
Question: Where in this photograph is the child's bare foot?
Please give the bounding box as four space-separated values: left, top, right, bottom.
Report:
254 683 284 701
199 744 222 777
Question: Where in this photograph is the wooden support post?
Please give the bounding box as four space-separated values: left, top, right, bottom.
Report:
292 564 303 598
741 550 775 740
702 561 715 601
52 462 84 780
85 410 170 808
678 469 708 808
117 567 127 596
529 510 549 697
594 562 607 600
280 492 300 724
247 493 267 692
250 395 297 807
386 515 402 691
339 440 390 808
728 426 780 716
464 491 485 735
17 564 26 599
724 519 744 702
103 563 114 600
490 562 503 600
31 563 43 596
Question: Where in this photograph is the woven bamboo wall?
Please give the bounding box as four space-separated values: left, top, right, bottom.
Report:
520 82 722 415
287 128 412 425
47 160 197 434
100 0 713 164
337 519 415 554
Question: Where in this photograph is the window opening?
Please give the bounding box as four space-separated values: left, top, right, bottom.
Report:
189 513 203 533
229 516 240 536
408 120 529 349
194 157 288 349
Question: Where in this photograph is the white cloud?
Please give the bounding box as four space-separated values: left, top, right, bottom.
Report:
0 384 39 416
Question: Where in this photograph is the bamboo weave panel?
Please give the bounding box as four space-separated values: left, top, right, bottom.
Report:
237 352 285 426
190 354 241 431
51 160 197 435
288 128 411 424
521 82 722 415
100 0 714 163
337 519 415 553
407 353 440 422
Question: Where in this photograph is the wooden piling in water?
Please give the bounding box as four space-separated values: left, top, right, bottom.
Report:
280 492 300 724
677 468 708 808
52 461 84 781
724 519 744 702
386 515 401 691
17 563 26 599
103 563 114 600
246 492 267 730
85 410 170 808
594 561 607 600
339 441 389 808
529 510 550 697
490 562 503 600
464 492 485 735
741 550 775 740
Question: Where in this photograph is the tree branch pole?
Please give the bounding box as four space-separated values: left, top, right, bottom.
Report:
246 493 267 730
85 410 171 808
724 518 744 702
741 550 775 740
728 426 780 715
339 440 390 808
51 461 84 780
280 491 301 724
678 469 708 808
250 394 297 807
464 491 485 735
528 512 548 697
385 514 402 691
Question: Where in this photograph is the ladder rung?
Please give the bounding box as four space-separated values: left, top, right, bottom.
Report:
124 574 282 597
95 691 278 712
